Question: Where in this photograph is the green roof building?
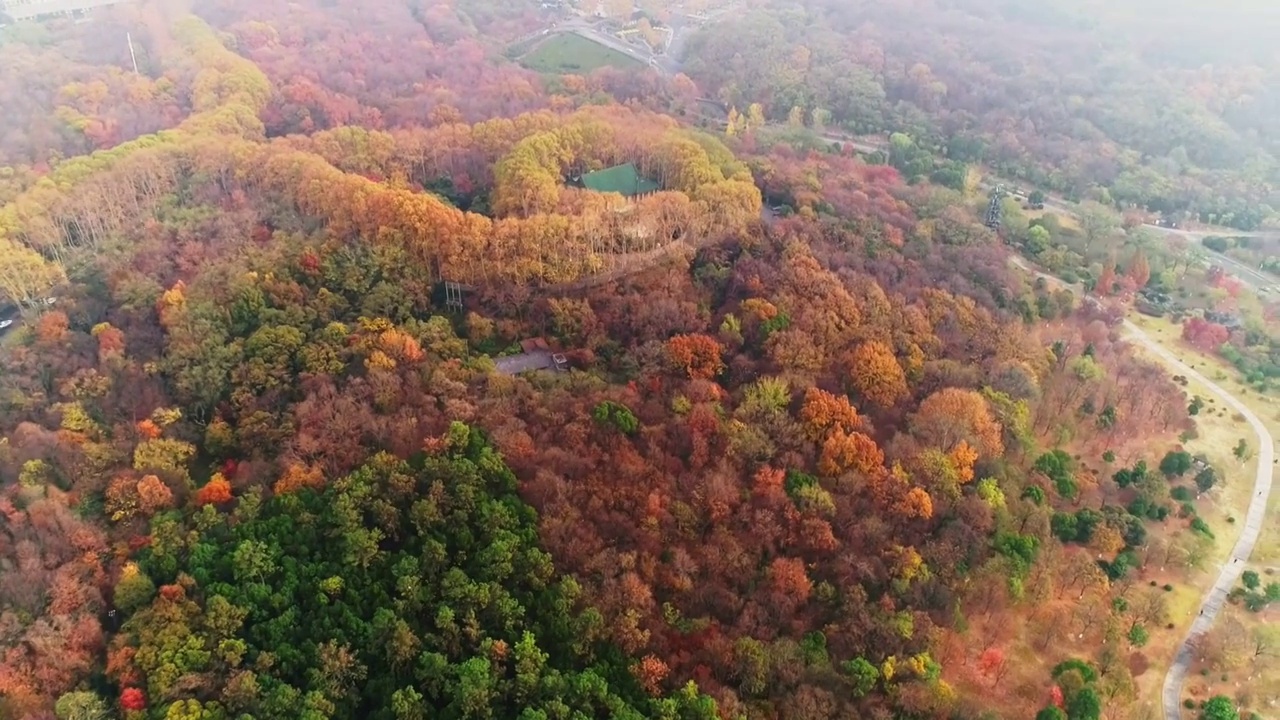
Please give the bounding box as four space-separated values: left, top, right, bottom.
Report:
577 163 660 198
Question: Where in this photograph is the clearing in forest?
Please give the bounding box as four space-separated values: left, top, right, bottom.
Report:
1123 315 1280 718
518 33 643 74
1003 260 1267 718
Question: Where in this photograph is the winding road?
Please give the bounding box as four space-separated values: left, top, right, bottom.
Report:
983 179 1280 292
1009 259 1276 720
1138 324 1276 720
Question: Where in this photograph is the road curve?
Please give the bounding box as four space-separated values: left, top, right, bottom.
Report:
1124 322 1277 720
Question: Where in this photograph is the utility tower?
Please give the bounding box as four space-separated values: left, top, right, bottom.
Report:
984 184 1005 230
443 280 464 312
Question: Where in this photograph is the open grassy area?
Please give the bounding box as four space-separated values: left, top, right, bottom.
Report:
1002 260 1271 718
1024 206 1081 232
518 33 643 74
1130 315 1280 560
1122 335 1263 716
1125 313 1280 716
1182 598 1280 716
1193 604 1280 715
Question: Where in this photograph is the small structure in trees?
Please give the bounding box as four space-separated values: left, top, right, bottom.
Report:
1136 288 1173 317
1 0 128 22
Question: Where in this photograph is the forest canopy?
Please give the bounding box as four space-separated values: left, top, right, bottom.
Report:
0 0 1241 719
681 0 1280 229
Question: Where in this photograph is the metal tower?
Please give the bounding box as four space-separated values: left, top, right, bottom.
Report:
444 281 464 312
984 184 1005 230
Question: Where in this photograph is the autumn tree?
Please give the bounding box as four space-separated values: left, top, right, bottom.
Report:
194 473 233 506
135 475 174 516
1182 317 1229 352
799 387 865 440
847 341 909 409
666 334 725 379
1095 263 1117 296
769 556 813 606
274 463 326 495
976 647 1009 687
911 388 1004 457
1127 251 1151 288
631 655 671 696
818 427 885 477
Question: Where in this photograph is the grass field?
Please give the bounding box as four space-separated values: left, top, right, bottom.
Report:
518 33 643 74
1001 260 1274 718
1184 601 1280 717
1024 206 1081 232
1126 314 1280 717
1122 332 1263 717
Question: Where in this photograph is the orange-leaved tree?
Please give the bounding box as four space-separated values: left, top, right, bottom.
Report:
274 463 325 495
847 340 909 409
910 387 1004 457
195 473 233 506
665 334 725 379
818 427 884 477
136 475 174 516
799 387 864 440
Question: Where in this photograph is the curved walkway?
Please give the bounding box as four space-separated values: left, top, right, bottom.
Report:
1123 322 1276 720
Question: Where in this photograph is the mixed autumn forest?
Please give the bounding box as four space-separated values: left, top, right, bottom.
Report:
0 1 1278 720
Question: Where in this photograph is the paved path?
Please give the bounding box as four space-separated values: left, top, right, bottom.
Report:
493 350 554 375
982 179 1279 291
1008 254 1276 719
1123 322 1276 720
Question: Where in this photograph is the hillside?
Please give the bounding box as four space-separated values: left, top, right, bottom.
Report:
681 0 1280 230
0 2 1260 720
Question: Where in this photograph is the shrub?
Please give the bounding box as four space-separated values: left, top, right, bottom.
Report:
1191 517 1214 538
1195 467 1218 492
1159 450 1193 477
592 401 640 435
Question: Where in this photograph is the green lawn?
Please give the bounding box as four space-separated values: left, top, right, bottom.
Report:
518 33 642 74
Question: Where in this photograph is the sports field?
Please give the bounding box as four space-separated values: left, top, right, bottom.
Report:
519 33 642 74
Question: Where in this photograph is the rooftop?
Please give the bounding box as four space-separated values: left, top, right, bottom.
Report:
2 0 125 20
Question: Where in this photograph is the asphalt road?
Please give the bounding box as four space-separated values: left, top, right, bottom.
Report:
1134 325 1276 720
982 181 1279 291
